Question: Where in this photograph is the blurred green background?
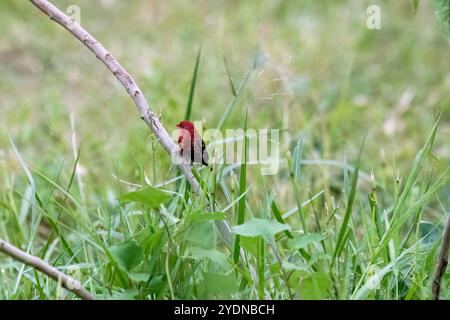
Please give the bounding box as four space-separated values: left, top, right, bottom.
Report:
1 1 448 193
0 0 449 300
0 0 450 190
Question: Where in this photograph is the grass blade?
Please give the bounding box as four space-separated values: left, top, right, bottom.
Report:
223 55 237 96
331 134 365 267
217 67 252 130
233 109 248 264
271 199 294 239
185 45 202 121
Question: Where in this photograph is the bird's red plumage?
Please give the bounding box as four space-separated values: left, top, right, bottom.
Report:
176 120 210 167
176 120 196 149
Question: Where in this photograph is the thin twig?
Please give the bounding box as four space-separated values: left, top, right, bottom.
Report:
432 213 450 300
0 239 94 300
27 0 233 245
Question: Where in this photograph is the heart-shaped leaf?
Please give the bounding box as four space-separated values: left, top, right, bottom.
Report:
118 187 169 209
231 218 289 244
299 271 331 300
288 233 324 250
188 247 230 270
202 272 238 297
109 239 143 272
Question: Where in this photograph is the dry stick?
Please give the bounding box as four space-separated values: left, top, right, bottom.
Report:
0 239 94 300
432 213 450 300
30 0 197 191
28 0 233 246
28 0 248 282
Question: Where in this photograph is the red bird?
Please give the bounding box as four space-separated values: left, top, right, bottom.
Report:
176 120 210 167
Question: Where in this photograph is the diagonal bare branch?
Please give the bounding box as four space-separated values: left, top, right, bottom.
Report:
28 0 233 245
0 239 94 300
29 0 197 192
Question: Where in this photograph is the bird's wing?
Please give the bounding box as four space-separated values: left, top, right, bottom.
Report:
201 139 209 164
193 137 208 165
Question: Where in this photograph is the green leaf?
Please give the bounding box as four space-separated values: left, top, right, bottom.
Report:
288 233 324 250
128 272 150 282
217 67 252 130
374 118 448 257
231 218 289 244
332 134 365 266
240 236 258 256
233 108 249 264
309 252 330 265
109 239 143 272
117 187 169 209
185 45 202 120
202 272 238 296
298 272 331 300
186 211 225 222
108 288 139 300
271 200 294 239
292 138 304 181
412 0 419 13
146 275 167 294
282 261 309 274
433 0 450 43
188 247 230 270
223 55 237 96
185 221 215 249
136 228 164 255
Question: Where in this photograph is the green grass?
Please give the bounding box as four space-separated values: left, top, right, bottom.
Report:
0 0 449 300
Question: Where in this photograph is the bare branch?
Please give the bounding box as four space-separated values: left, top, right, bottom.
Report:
0 239 94 300
28 0 233 245
432 213 450 300
29 0 197 191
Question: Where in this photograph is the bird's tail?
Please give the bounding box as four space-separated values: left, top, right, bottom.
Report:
202 159 213 171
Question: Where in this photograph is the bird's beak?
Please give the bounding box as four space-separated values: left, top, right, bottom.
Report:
176 123 180 128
